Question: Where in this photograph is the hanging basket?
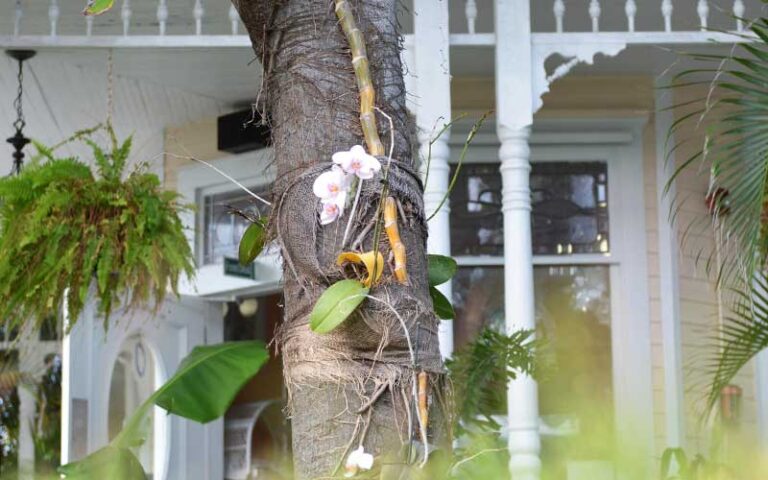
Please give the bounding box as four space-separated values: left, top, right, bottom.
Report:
0 126 195 333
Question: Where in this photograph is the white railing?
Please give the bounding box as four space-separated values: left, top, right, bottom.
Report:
541 0 760 34
2 0 245 45
1 0 764 49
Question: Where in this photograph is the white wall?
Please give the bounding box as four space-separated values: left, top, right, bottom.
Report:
0 51 229 179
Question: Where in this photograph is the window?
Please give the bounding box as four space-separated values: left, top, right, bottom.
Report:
449 162 609 256
0 350 19 476
451 160 616 477
201 185 270 265
531 162 609 255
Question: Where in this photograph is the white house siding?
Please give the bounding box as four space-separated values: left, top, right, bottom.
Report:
0 52 229 180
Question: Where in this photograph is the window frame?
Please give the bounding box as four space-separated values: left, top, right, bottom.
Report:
447 117 654 452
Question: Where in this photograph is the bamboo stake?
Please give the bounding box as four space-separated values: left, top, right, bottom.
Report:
384 196 408 284
334 0 385 156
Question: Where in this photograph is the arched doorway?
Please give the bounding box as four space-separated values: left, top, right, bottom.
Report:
107 335 168 480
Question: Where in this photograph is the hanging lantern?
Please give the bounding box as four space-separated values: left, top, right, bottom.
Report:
5 49 36 176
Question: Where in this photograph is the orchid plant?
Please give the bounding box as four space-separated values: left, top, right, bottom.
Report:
313 145 382 225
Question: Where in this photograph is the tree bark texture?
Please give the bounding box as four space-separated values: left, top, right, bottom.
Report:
232 1 445 478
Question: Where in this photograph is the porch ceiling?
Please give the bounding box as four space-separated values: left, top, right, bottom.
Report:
24 47 262 105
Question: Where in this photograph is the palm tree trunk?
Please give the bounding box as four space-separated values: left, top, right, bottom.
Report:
232 0 444 478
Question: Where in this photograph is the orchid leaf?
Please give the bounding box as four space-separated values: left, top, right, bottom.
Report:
238 221 266 265
430 286 455 320
310 280 368 333
427 254 457 287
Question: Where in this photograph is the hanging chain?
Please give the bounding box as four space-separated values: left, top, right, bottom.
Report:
12 58 25 133
107 48 114 127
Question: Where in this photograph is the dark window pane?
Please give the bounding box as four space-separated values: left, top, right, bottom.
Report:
449 164 504 256
531 162 609 255
39 316 59 341
0 350 19 476
452 265 614 476
535 266 614 478
449 162 610 256
202 186 270 265
452 266 505 350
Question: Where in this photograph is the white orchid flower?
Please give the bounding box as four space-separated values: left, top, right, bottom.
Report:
319 202 342 225
313 165 351 202
344 446 374 477
333 145 381 180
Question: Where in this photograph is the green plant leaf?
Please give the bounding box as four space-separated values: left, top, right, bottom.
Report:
430 286 455 320
60 341 268 479
310 280 368 333
427 254 457 287
83 0 115 16
59 446 145 480
153 341 269 423
238 221 266 265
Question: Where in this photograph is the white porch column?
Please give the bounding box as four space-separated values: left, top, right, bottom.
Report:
495 0 540 478
413 0 453 359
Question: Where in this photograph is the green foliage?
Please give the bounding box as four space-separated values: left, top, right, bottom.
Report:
309 279 369 333
660 447 734 480
668 16 768 418
427 254 457 287
82 0 115 16
238 220 266 265
445 328 539 433
154 341 269 423
60 341 268 479
668 17 768 283
0 127 194 333
429 286 455 320
705 271 768 413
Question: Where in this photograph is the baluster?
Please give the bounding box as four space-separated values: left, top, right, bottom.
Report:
625 0 637 32
229 4 239 35
733 0 745 32
158 0 168 36
697 0 709 30
48 0 59 37
86 15 94 36
661 0 673 32
465 0 477 34
589 0 601 32
13 0 22 37
193 0 204 35
121 0 132 36
553 0 565 33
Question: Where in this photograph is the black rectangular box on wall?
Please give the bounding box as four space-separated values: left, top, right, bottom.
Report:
217 109 271 154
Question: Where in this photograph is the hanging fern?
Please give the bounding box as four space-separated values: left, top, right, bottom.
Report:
0 126 194 333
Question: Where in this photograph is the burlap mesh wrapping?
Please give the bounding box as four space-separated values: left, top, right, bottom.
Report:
273 158 444 393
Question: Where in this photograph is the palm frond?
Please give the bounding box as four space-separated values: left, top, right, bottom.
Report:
669 17 768 285
705 271 768 414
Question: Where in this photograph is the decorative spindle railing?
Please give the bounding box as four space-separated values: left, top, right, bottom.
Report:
536 0 757 35
0 0 763 48
1 0 244 41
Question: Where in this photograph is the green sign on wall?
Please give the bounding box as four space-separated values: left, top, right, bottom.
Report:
223 257 256 279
